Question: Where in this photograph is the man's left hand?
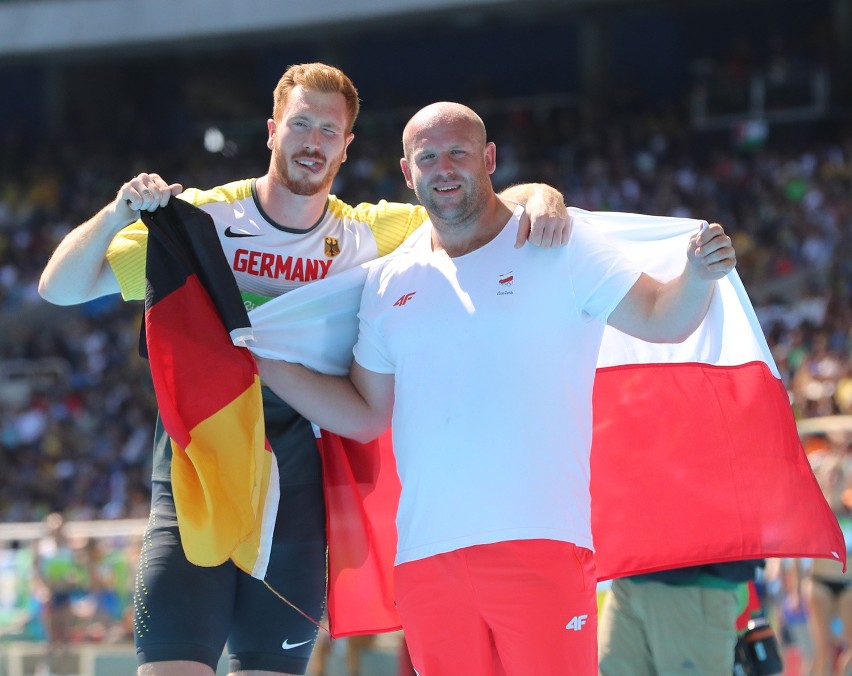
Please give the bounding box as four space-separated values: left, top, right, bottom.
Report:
515 188 571 248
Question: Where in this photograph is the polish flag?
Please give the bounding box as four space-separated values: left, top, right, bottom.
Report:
247 211 845 635
582 210 845 579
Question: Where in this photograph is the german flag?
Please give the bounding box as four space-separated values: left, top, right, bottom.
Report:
140 200 277 578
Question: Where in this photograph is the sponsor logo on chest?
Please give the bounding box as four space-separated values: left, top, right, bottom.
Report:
497 270 514 296
232 248 333 282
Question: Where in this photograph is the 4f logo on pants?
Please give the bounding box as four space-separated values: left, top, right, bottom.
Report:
566 615 588 631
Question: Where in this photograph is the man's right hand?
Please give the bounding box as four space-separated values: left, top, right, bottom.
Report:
113 173 184 224
39 172 183 306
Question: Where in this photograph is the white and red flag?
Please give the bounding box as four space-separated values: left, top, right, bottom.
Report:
246 210 845 635
579 210 844 579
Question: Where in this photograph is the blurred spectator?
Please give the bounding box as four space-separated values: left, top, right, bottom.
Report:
31 512 86 674
792 330 846 418
797 451 852 676
764 558 814 675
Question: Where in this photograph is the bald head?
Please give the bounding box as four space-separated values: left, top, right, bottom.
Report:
402 102 487 160
399 101 500 234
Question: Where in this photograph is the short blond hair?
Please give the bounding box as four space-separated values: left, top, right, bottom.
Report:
272 63 360 133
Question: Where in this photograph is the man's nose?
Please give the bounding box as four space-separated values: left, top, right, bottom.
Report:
304 127 322 150
436 153 455 174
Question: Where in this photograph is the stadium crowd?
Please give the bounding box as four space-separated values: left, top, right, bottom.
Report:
4 105 849 518
0 52 850 670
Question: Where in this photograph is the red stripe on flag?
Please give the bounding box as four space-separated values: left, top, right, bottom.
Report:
591 361 846 580
318 429 402 638
146 274 259 448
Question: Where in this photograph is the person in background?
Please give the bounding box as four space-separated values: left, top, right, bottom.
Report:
32 512 86 676
798 453 852 675
597 561 763 675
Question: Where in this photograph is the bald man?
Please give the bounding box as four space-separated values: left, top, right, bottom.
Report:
258 102 737 675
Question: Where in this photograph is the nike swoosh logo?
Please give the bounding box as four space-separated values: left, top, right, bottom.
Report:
281 638 311 650
224 226 260 238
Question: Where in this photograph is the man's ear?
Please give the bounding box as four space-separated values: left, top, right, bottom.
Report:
485 141 497 175
400 157 414 189
341 132 355 163
266 119 276 150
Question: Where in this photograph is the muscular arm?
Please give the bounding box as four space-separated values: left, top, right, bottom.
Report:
38 173 182 305
608 222 736 342
499 182 570 248
257 358 395 443
39 203 129 305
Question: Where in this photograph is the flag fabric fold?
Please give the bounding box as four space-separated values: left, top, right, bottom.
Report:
141 200 278 579
247 260 376 376
314 429 401 636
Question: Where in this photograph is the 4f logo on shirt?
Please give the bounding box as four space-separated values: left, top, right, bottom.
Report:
324 237 340 257
566 615 588 631
393 292 417 307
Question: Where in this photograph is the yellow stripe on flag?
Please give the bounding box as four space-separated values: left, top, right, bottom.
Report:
170 376 271 569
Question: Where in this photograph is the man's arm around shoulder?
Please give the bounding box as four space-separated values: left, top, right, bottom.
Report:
257 357 394 443
499 182 570 248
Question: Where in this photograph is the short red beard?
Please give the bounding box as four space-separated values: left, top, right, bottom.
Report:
271 147 344 197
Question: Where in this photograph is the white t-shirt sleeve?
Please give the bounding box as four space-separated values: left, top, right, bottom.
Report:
352 263 396 374
567 220 642 321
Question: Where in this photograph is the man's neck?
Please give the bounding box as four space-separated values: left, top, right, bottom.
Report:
255 174 330 231
431 196 513 258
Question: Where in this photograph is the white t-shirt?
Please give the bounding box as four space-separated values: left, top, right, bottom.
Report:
353 205 642 565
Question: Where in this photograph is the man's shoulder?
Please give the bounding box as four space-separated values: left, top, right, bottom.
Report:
327 195 423 221
366 223 431 279
180 178 254 208
327 196 428 256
